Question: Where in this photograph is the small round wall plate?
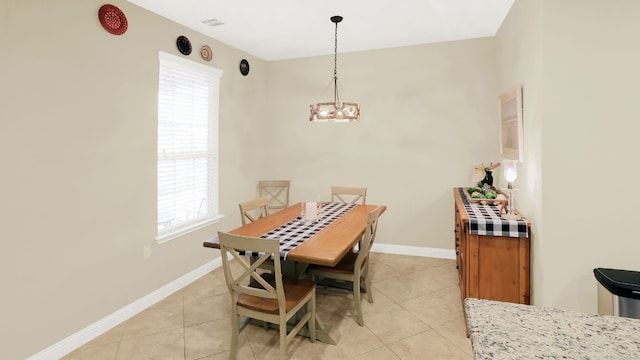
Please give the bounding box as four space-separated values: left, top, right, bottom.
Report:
98 4 128 35
200 45 212 61
239 59 250 76
176 35 192 55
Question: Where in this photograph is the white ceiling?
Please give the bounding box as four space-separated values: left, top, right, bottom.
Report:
127 0 515 61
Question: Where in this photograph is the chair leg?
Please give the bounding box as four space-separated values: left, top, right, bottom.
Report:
309 291 316 342
230 308 239 359
353 275 364 326
279 317 287 360
364 274 374 303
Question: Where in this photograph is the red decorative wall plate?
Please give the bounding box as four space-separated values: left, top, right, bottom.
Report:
98 4 128 35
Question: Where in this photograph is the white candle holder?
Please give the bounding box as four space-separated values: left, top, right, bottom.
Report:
502 160 521 220
301 201 319 223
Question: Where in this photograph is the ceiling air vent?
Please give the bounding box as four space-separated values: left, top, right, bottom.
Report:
201 18 224 27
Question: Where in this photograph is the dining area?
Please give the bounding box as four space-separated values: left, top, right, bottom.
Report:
172 182 467 359
203 184 387 355
61 183 471 360
188 243 467 360
64 230 468 359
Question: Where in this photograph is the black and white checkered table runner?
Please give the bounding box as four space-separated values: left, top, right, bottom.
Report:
241 202 357 260
458 188 528 238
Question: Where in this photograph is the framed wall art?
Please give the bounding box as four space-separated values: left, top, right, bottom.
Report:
499 85 523 161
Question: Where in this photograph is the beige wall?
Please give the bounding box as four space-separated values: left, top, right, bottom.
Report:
0 1 266 358
497 0 640 312
495 0 545 305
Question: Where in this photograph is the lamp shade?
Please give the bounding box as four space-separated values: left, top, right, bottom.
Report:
503 159 518 183
310 102 360 122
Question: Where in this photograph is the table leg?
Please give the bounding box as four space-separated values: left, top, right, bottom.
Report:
317 277 368 293
248 317 340 345
281 261 309 278
295 319 341 345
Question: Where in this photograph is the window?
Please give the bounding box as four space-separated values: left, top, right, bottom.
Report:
156 51 223 243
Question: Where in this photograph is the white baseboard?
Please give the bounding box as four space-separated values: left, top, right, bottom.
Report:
27 258 223 360
372 243 456 260
29 245 453 359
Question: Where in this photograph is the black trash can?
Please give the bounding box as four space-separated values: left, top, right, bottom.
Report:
594 268 640 319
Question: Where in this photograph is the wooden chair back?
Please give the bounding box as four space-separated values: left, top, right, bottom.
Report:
331 186 367 204
219 233 284 308
258 180 290 215
356 206 381 269
239 197 268 225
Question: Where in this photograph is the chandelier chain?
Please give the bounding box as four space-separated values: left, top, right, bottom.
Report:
333 19 340 104
334 20 338 80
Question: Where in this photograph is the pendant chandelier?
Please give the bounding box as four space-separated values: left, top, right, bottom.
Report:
309 15 360 122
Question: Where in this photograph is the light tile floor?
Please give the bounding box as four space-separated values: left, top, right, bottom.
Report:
63 253 473 359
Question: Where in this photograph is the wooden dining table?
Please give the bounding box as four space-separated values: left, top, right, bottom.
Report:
202 202 386 344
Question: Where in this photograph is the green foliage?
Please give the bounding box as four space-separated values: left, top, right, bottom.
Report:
471 191 486 199
467 187 481 194
468 185 498 200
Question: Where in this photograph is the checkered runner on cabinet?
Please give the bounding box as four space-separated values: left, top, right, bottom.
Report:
240 202 357 260
459 188 528 238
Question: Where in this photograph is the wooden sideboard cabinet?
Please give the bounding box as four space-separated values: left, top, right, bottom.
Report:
454 188 531 305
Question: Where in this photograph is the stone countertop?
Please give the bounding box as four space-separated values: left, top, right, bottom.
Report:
464 298 640 359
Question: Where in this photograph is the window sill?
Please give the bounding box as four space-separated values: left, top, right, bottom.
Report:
156 215 224 244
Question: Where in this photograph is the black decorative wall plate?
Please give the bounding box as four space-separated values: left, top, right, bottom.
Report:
176 36 192 55
239 59 250 76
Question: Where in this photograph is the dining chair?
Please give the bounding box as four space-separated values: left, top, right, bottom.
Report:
239 197 269 225
331 185 367 205
218 232 316 359
307 206 381 326
238 197 275 273
258 180 290 215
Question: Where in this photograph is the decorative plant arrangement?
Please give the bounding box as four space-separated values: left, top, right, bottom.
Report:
468 162 506 201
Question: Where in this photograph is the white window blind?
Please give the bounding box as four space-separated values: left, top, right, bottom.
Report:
157 52 223 243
